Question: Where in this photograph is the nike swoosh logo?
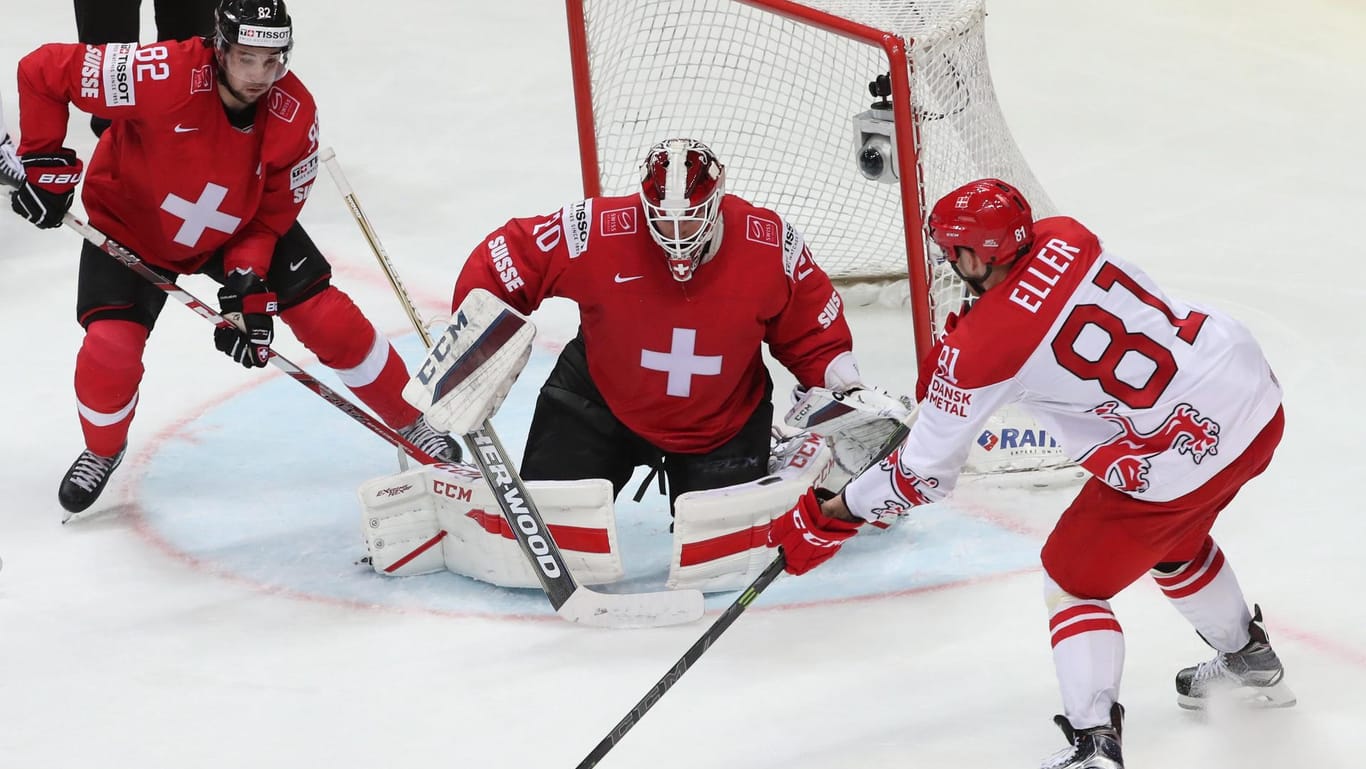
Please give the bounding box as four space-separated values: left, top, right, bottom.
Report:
289 258 307 271
173 124 199 133
614 273 644 284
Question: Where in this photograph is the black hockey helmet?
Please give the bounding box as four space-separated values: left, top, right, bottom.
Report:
213 0 293 90
214 0 293 53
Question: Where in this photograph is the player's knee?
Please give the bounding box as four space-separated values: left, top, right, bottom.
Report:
1041 542 1122 602
1043 573 1113 613
80 319 148 370
279 288 376 367
77 321 148 408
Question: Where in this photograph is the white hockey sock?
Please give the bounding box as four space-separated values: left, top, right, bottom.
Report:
1151 536 1253 652
1045 576 1124 730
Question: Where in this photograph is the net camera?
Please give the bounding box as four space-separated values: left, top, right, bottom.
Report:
852 74 898 184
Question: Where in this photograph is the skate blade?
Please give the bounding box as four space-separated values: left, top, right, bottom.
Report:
1178 679 1297 710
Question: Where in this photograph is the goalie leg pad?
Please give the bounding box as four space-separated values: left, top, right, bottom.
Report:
358 469 448 576
360 463 623 588
667 433 834 593
437 466 623 588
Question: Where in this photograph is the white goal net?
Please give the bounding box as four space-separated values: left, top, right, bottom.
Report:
567 0 1074 474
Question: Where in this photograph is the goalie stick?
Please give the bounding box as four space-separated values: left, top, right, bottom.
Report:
60 213 444 465
574 420 913 767
322 148 704 629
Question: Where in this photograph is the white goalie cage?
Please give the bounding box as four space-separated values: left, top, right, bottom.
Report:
566 0 1075 476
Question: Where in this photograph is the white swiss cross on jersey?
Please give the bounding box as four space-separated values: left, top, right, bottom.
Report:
161 182 243 248
640 328 723 397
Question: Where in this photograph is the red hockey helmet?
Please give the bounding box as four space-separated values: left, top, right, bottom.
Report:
639 138 726 282
928 179 1034 267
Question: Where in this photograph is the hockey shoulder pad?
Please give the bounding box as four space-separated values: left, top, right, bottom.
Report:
402 288 535 436
667 432 834 593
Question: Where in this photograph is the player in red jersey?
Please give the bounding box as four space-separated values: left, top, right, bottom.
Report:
9 0 457 517
451 138 863 510
768 179 1294 769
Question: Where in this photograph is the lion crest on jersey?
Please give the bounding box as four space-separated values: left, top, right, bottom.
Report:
1080 401 1221 493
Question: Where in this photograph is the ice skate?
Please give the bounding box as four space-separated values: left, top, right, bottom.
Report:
1175 605 1296 709
58 446 127 521
1040 702 1124 769
0 132 22 188
399 416 462 463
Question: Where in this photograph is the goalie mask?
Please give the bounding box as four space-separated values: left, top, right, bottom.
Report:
639 138 726 282
928 178 1034 268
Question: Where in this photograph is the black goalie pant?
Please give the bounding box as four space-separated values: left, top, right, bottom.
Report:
520 332 773 513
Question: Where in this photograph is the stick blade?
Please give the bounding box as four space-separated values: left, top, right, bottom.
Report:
558 586 705 629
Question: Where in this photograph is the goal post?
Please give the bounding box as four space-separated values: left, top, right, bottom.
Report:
564 0 1073 475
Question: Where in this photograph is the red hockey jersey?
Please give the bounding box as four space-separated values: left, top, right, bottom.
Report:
453 194 856 453
16 40 319 276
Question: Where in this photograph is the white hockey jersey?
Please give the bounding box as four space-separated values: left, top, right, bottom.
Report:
845 216 1282 520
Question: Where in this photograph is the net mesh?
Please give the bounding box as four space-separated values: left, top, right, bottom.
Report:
577 1 1053 323
574 0 1071 473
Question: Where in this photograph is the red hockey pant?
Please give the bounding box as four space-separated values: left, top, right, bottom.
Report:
1041 407 1284 600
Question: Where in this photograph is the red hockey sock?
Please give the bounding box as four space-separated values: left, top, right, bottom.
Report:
75 320 148 456
281 288 421 428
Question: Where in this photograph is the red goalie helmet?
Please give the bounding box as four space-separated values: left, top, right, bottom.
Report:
639 138 726 282
928 179 1035 267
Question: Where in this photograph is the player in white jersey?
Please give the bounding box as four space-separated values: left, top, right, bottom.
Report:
767 179 1294 769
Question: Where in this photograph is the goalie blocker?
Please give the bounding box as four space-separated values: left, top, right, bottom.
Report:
358 432 838 593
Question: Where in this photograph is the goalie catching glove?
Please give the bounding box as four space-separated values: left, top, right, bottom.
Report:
785 385 916 475
403 288 534 435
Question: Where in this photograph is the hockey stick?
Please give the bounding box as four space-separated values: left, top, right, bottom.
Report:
575 554 785 768
60 213 444 465
574 421 913 767
321 148 704 628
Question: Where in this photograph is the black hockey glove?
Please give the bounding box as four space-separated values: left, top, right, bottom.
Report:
10 149 83 229
214 268 278 369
